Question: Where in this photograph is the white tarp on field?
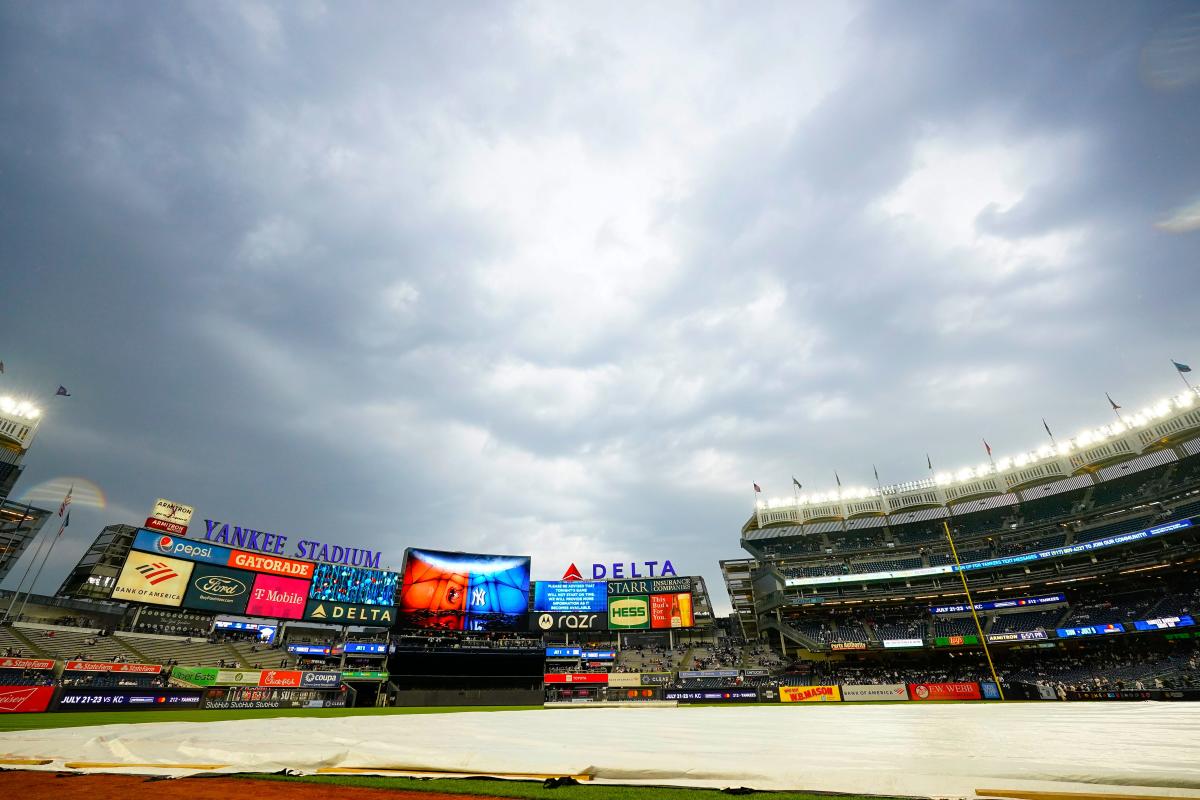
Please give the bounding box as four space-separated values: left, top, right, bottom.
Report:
3 704 1200 799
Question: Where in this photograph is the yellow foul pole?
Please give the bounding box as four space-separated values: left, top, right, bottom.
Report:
942 519 1005 700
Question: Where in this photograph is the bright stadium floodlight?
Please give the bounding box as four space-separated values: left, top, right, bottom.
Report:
0 397 13 413
1056 441 1072 455
1177 391 1195 408
996 456 1012 471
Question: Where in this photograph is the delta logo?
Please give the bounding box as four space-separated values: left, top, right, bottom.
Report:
136 562 180 585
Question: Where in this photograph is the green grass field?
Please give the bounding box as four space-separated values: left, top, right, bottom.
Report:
250 773 894 800
0 704 542 732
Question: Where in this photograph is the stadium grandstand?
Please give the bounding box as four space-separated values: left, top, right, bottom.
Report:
721 386 1200 693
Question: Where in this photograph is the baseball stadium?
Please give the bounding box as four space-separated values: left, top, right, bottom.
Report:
0 384 1199 800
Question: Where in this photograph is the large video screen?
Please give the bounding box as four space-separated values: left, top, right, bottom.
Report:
398 548 531 630
308 563 399 606
533 581 607 613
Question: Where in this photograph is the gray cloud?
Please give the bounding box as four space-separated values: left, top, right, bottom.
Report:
2 1 1198 612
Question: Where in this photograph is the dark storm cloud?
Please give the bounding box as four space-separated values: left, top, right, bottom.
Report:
1 1 1197 611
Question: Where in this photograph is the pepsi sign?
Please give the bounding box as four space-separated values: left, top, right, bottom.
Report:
133 529 231 566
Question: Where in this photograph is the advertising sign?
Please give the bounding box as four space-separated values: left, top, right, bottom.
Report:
930 593 1067 615
0 686 55 713
933 635 979 647
288 644 337 656
531 611 606 632
664 689 758 703
679 670 740 679
304 600 397 625
245 574 310 620
608 595 650 629
215 669 263 685
202 686 348 710
591 561 679 581
581 650 616 660
987 629 1049 643
228 550 315 580
0 658 55 671
54 689 204 710
64 661 162 674
132 530 231 565
830 642 866 651
1056 623 1125 638
534 581 608 613
882 639 924 649
909 682 982 701
640 672 673 686
145 517 188 536
607 576 691 596
546 647 582 658
112 550 194 607
308 563 399 607
183 563 253 614
649 592 694 629
300 671 342 689
258 670 302 687
543 673 608 684
981 682 1002 700
779 685 841 702
607 673 642 687
170 666 219 687
343 642 388 654
398 548 531 630
841 684 909 701
151 498 195 527
341 670 388 680
1133 616 1195 631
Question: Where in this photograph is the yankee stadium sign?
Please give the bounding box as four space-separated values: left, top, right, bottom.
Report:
201 520 384 569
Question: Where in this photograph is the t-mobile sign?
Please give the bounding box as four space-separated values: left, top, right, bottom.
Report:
245 574 309 620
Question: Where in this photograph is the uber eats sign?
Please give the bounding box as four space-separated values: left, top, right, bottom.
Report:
608 595 650 629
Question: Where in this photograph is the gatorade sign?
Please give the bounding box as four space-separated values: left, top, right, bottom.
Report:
608 595 649 629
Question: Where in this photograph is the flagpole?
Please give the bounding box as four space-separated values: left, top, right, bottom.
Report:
942 519 1005 700
1 503 41 623
18 518 65 620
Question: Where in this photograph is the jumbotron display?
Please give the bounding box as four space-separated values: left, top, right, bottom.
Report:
308 563 398 606
397 548 531 630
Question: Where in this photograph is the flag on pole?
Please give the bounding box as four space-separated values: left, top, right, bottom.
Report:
835 471 842 488
59 484 73 517
926 453 933 471
1174 361 1193 374
56 511 70 537
983 439 993 458
1043 418 1054 439
792 476 802 490
1107 392 1121 411
55 386 70 397
753 483 761 493
873 464 880 483
0 361 5 374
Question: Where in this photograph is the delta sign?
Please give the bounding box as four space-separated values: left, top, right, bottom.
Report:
562 560 678 581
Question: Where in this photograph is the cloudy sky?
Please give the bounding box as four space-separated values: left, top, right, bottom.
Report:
2 1 1198 613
